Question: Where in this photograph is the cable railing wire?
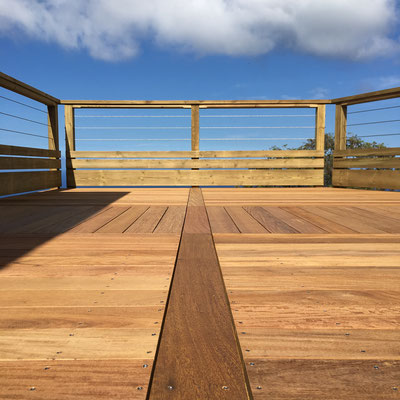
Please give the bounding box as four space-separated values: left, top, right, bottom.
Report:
75 114 314 118
0 95 47 113
348 105 400 114
357 133 400 138
347 119 400 127
76 137 311 141
0 111 49 127
76 126 314 130
0 127 51 140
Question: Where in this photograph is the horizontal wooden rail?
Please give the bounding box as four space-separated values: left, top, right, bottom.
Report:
334 148 400 157
0 72 59 105
67 169 323 187
0 171 61 196
61 100 330 108
0 144 62 196
69 150 324 158
68 158 323 169
0 157 61 170
332 87 400 106
333 148 400 190
67 150 324 187
0 74 61 196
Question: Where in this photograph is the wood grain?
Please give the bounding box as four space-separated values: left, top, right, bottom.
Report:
149 188 250 399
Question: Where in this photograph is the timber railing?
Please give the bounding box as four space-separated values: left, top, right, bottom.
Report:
62 100 326 187
332 87 400 190
0 72 61 196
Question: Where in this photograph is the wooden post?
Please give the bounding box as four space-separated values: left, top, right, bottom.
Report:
334 105 347 150
315 105 325 152
47 105 59 151
47 105 61 188
191 106 200 185
191 105 199 153
65 105 76 187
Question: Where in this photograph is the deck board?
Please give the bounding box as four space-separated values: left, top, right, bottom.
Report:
0 228 180 398
148 188 250 399
1 187 400 399
215 232 400 398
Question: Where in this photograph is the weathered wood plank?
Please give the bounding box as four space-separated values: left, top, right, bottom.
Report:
68 169 324 186
333 169 400 190
69 157 324 169
334 147 400 157
0 171 61 196
0 144 60 158
69 150 324 158
0 157 61 170
334 156 400 169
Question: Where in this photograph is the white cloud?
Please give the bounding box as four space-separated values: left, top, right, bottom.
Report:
377 75 400 88
0 0 399 61
309 87 329 99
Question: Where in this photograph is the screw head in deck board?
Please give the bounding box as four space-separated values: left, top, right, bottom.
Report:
167 385 174 391
222 386 229 390
137 386 143 390
29 387 36 391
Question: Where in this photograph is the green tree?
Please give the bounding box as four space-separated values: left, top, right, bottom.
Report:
271 133 386 186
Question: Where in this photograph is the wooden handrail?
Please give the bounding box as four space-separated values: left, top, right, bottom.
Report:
0 71 60 106
332 87 400 106
61 99 331 108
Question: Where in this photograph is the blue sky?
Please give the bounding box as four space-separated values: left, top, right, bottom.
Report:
0 0 400 153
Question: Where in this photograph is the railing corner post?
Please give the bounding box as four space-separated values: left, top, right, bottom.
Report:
334 104 347 151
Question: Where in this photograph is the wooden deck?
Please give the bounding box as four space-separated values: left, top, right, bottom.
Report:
1 187 400 399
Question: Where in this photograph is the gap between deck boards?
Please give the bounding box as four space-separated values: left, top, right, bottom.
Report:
147 188 252 399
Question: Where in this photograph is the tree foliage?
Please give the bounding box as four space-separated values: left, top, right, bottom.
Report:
271 133 386 186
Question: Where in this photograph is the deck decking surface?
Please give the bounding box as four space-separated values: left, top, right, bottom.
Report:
0 187 400 399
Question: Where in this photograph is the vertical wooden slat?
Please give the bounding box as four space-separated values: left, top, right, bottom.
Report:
65 105 76 188
315 105 325 152
191 105 200 182
191 105 200 152
47 105 59 152
47 105 61 188
334 105 347 150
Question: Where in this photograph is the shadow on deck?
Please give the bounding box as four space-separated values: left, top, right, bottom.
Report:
0 187 400 399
